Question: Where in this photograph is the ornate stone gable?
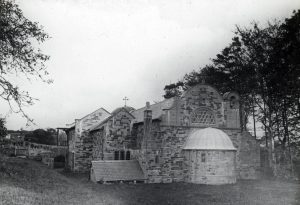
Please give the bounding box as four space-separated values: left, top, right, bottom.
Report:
179 84 224 127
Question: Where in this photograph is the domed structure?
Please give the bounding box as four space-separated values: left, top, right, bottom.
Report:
183 128 237 185
183 127 236 150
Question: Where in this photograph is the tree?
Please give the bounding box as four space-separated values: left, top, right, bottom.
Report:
0 118 7 138
24 128 56 145
0 0 51 124
163 10 300 146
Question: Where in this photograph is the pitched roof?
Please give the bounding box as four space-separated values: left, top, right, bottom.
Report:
111 106 135 114
79 107 110 121
131 98 175 123
89 107 134 132
65 107 111 131
91 160 146 182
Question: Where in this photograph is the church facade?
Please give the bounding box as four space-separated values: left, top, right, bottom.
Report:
65 84 260 184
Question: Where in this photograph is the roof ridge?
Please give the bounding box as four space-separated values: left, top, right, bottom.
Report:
79 107 111 121
89 107 135 132
133 97 174 112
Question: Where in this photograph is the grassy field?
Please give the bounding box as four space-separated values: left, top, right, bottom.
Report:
0 155 299 205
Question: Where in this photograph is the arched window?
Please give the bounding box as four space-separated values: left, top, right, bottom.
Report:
230 96 237 108
155 150 159 164
190 107 216 125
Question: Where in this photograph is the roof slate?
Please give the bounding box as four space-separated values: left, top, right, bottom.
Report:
131 98 175 123
91 160 146 182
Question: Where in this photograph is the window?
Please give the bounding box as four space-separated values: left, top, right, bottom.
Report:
201 153 206 162
155 150 159 164
126 151 131 160
190 107 216 125
155 155 159 164
114 150 131 160
230 96 236 108
120 151 125 160
114 151 119 160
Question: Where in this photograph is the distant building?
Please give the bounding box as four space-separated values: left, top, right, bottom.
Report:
4 130 27 145
65 84 260 184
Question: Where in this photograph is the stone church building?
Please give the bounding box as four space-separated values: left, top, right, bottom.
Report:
65 84 260 184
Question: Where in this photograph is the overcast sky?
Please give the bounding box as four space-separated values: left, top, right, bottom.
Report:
1 0 299 130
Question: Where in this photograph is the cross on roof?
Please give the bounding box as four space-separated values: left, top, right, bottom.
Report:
123 97 129 107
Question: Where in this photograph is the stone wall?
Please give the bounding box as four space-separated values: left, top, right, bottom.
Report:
133 122 260 183
70 108 110 172
133 123 189 183
91 129 104 160
184 150 236 184
91 109 135 161
73 131 94 172
66 129 75 170
238 131 260 179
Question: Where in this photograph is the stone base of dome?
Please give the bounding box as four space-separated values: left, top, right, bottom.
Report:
184 150 237 185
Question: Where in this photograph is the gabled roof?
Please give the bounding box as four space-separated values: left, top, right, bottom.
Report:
111 106 135 114
65 107 111 132
131 98 175 123
89 107 135 132
79 107 110 121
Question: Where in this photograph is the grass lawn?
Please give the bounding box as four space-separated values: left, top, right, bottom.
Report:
0 155 299 205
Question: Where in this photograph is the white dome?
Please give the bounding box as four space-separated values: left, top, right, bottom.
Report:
183 127 236 150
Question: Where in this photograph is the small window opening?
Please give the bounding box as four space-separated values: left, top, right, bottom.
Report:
120 151 125 160
201 153 206 162
114 151 119 160
126 151 131 160
155 151 159 164
230 96 236 108
155 155 159 164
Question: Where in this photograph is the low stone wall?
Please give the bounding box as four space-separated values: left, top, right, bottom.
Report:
236 131 260 179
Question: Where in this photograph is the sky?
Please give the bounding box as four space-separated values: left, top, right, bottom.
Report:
1 0 299 130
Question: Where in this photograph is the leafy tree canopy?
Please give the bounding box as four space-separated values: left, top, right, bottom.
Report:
0 118 7 138
163 10 300 146
24 128 56 145
0 0 51 124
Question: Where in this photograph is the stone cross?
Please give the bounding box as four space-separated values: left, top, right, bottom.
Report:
123 97 129 107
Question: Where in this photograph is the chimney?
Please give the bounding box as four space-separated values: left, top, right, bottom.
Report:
143 102 152 149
